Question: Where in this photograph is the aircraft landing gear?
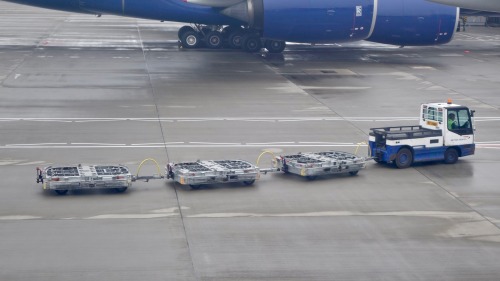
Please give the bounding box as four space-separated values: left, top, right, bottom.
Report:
176 24 286 54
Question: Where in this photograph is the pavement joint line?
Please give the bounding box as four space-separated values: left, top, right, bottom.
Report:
136 22 199 281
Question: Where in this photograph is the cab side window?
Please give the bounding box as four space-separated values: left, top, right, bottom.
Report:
426 107 443 123
427 107 436 121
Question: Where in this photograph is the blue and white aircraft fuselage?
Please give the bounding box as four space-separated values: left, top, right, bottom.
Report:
3 0 460 53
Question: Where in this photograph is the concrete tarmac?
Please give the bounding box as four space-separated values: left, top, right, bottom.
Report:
1 2 500 280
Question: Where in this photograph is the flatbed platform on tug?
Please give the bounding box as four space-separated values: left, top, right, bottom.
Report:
274 151 366 180
166 160 260 189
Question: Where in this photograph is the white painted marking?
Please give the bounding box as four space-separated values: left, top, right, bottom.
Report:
86 214 178 219
14 74 21 79
6 143 67 146
71 143 127 146
300 86 371 90
0 216 41 220
419 181 437 185
16 161 46 166
165 105 197 108
131 142 184 146
246 142 296 145
411 66 435 70
0 160 22 165
298 142 354 145
86 206 185 219
243 119 277 122
177 120 211 122
476 143 500 149
277 119 312 122
187 211 484 219
74 120 121 123
439 54 464 57
189 142 241 145
32 120 72 123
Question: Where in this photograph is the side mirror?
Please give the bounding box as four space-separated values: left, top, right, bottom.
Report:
470 110 475 117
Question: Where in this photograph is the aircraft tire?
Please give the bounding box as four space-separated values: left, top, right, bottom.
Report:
227 31 243 49
178 26 194 40
242 33 262 53
55 190 68 195
205 31 224 49
265 39 286 53
181 30 201 49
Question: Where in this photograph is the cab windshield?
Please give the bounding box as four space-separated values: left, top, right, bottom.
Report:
447 108 473 135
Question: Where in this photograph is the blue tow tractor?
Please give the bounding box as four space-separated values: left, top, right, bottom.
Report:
369 100 476 168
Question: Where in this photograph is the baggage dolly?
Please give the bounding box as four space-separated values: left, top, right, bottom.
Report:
166 160 260 189
274 151 366 180
36 159 164 195
36 164 133 195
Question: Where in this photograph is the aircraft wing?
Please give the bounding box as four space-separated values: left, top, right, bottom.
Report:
427 0 500 13
460 8 500 17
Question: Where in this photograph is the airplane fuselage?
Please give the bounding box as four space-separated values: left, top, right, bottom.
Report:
3 0 460 53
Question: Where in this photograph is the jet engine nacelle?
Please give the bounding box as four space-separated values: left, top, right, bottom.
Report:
256 0 376 43
244 0 458 46
367 0 459 46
